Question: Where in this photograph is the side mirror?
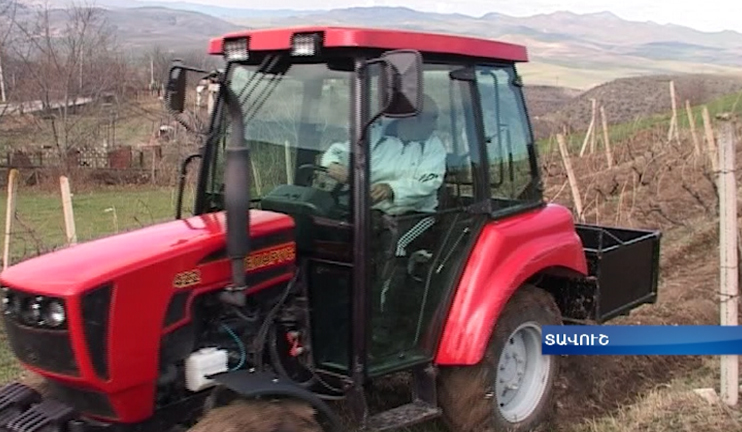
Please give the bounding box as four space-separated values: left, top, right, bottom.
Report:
379 49 423 118
165 63 187 113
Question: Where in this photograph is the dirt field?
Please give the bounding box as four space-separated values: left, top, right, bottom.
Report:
536 111 742 431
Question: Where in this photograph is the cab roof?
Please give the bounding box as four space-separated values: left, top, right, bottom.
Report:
208 26 528 63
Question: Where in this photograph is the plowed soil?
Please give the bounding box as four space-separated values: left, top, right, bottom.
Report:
187 399 324 432
540 119 741 430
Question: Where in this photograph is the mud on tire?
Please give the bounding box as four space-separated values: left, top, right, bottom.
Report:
186 398 325 432
437 284 562 432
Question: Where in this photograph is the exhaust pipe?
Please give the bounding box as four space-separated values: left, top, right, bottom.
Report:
221 85 250 306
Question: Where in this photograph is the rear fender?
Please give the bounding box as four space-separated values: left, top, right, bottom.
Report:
210 370 344 432
434 204 588 366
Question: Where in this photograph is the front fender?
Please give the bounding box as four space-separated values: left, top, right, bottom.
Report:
435 204 588 366
211 370 344 432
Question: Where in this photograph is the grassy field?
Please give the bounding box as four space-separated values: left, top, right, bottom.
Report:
0 184 190 384
0 185 195 266
0 97 168 154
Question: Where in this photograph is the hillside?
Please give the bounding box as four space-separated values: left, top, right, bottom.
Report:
10 3 242 53
530 73 742 138
523 85 583 117
98 7 242 50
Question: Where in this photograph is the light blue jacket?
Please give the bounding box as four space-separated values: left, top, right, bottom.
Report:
320 122 447 215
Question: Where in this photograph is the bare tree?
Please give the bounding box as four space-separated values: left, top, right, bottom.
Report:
140 44 218 95
8 0 132 171
0 0 18 106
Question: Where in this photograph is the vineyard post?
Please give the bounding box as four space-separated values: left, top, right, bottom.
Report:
557 133 583 221
667 80 679 143
702 106 718 173
717 113 738 407
590 98 597 153
3 169 18 270
685 100 700 156
60 176 77 246
580 98 597 156
600 106 613 168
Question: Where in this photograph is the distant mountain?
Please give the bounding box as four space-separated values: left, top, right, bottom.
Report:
11 3 243 53
11 3 742 89
131 2 321 19
226 6 742 88
98 7 242 50
16 0 323 19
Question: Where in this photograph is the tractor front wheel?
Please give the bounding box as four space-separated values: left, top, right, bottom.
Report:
437 284 562 432
186 398 325 432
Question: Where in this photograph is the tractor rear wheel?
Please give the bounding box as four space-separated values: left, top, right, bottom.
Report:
437 284 562 432
186 398 325 432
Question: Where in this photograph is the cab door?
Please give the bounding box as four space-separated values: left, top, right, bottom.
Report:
364 60 490 375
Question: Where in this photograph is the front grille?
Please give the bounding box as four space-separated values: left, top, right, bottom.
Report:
163 291 190 328
46 381 117 419
81 284 112 381
2 316 79 376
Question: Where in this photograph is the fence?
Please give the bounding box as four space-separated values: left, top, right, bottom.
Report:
0 140 195 189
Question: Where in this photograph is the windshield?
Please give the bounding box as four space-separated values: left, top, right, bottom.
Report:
203 58 353 211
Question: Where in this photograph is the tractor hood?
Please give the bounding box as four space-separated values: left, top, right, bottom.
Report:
0 210 295 297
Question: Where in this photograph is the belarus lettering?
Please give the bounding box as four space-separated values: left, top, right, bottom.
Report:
245 244 295 271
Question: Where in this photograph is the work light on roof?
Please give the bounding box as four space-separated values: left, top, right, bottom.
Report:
291 32 322 57
223 37 249 61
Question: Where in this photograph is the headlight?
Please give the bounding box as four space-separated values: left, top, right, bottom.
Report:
223 37 249 61
45 300 66 327
1 287 67 328
22 297 43 325
291 32 322 57
2 288 14 313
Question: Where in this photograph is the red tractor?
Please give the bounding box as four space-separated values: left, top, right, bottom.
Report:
0 26 661 432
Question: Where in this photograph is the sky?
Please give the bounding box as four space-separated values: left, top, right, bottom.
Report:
154 0 742 33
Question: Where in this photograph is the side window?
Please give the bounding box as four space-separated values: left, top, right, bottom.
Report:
314 78 351 159
476 66 538 206
421 68 476 203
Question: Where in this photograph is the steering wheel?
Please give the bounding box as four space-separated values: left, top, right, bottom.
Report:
297 164 349 211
